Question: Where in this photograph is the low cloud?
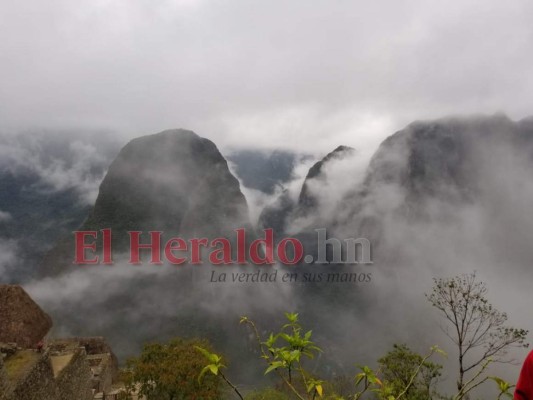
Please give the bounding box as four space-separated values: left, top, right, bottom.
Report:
0 211 11 222
0 131 118 205
0 239 19 280
1 1 532 154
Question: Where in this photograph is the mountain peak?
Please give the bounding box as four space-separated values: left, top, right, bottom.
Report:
298 145 356 208
40 129 250 275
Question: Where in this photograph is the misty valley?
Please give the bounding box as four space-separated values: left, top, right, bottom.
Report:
2 115 533 399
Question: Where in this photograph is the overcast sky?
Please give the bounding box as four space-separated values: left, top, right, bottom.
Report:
1 0 532 154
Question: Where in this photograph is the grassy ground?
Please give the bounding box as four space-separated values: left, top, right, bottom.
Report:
3 350 41 382
50 354 74 378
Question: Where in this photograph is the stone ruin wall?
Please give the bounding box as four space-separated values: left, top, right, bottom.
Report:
0 346 111 400
4 350 60 400
0 286 118 400
0 357 9 400
54 347 94 400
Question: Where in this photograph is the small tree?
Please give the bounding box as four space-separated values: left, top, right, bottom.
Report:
198 312 442 400
378 344 442 400
426 272 528 399
124 337 223 400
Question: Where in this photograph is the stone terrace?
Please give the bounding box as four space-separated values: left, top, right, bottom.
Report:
0 285 120 400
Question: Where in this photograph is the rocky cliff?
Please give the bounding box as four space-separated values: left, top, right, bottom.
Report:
40 129 250 275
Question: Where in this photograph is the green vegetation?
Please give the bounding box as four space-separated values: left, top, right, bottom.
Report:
3 350 40 382
197 312 444 400
118 273 527 400
120 337 223 400
377 344 442 400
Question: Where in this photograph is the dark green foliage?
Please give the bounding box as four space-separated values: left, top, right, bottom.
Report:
378 344 442 400
123 337 223 400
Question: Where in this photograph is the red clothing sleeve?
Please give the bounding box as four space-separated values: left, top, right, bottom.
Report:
515 351 533 400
